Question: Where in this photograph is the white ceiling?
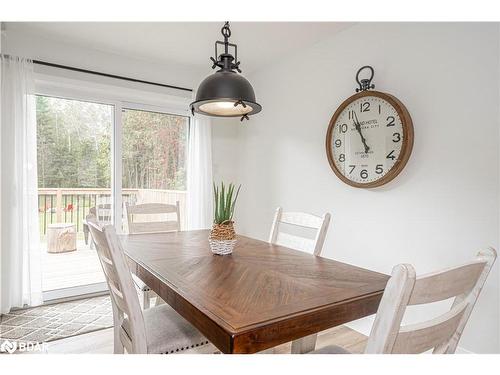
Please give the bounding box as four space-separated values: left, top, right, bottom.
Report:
4 22 352 74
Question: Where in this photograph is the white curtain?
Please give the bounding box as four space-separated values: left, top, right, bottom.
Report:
186 108 213 230
0 55 42 313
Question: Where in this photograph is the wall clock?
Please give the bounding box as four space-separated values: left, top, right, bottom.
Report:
326 66 414 188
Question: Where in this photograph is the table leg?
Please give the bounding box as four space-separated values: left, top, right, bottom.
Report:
291 333 318 354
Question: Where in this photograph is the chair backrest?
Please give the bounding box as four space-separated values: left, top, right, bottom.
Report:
125 201 181 234
365 248 497 354
268 207 331 256
87 218 147 353
89 203 113 224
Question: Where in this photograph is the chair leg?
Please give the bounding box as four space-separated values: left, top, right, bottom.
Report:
154 293 165 306
114 337 125 354
83 225 89 245
142 290 151 309
291 333 318 354
113 323 124 354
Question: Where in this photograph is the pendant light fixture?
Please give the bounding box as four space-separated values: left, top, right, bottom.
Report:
190 22 262 121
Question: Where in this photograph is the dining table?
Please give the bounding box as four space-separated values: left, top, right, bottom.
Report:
119 229 389 354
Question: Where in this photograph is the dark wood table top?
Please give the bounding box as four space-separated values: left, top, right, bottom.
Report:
120 230 388 353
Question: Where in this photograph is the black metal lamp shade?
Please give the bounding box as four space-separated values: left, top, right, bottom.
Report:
191 70 261 117
190 22 262 121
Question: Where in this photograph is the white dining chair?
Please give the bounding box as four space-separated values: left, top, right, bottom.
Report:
87 218 212 354
96 203 113 224
269 207 331 256
83 204 112 249
125 202 181 234
311 248 497 354
125 202 181 309
268 207 331 353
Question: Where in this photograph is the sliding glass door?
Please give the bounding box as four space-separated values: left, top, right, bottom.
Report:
36 95 113 299
34 88 190 302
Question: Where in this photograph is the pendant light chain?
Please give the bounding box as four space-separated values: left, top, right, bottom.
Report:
210 22 241 73
222 22 231 54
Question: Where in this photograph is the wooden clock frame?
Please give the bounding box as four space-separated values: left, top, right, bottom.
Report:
326 90 414 188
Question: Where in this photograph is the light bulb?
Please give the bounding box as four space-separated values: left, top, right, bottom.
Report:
199 101 253 116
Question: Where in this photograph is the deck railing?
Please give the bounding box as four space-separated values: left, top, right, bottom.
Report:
38 188 187 236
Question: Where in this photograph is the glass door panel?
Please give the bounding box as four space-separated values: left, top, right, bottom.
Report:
121 108 189 232
36 95 113 296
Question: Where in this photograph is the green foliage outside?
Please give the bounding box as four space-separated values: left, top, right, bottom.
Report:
122 108 188 190
36 96 188 191
37 95 112 189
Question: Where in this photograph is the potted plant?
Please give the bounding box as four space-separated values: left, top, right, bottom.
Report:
209 182 241 255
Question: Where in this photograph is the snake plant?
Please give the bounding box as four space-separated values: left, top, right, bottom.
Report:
213 182 241 225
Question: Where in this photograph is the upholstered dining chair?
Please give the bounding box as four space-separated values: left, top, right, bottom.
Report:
125 201 181 309
268 207 331 256
311 248 496 354
87 218 212 354
268 207 331 353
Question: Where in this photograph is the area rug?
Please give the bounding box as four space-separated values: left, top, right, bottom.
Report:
0 295 113 344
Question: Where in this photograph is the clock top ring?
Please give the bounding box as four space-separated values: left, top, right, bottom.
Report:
326 66 414 188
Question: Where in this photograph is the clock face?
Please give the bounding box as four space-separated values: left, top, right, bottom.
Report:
326 91 413 188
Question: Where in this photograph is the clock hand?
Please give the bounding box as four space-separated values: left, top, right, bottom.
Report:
353 112 370 153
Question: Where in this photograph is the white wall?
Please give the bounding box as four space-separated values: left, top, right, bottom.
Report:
1 28 206 92
213 23 500 353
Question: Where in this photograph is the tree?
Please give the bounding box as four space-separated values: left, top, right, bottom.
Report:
36 95 112 188
36 96 188 191
122 109 188 190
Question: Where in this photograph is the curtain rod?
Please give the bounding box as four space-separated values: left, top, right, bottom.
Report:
33 59 193 93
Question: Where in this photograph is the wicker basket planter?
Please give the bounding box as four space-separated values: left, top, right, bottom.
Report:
209 221 236 255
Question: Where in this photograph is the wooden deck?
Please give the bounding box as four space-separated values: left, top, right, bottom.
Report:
41 239 105 291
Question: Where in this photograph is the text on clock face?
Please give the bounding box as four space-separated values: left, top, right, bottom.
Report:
331 96 404 184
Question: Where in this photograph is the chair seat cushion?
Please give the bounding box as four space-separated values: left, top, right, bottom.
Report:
132 274 151 292
121 304 209 354
311 345 352 354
